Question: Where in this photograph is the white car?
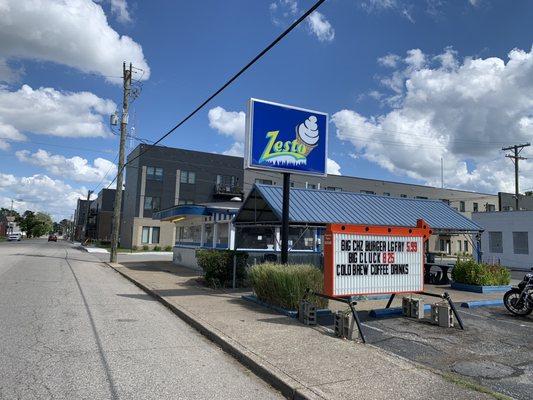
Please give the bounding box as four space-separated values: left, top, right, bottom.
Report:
7 233 21 241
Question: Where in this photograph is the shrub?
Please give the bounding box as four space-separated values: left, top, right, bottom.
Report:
153 245 161 251
452 258 510 286
248 263 327 310
142 244 149 251
164 245 173 252
196 249 248 288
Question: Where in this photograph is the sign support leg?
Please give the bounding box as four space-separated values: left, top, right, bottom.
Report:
385 293 396 309
281 172 290 264
348 297 366 344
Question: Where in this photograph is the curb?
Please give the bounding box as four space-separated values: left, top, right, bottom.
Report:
241 295 332 320
105 263 320 400
460 299 504 308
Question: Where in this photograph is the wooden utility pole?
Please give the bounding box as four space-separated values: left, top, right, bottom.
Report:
502 143 530 211
110 62 132 262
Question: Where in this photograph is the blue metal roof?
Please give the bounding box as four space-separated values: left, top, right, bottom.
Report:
154 203 239 221
235 184 483 232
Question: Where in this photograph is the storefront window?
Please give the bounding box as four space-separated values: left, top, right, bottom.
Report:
204 224 213 247
216 223 229 248
289 227 316 250
236 226 276 250
177 225 201 245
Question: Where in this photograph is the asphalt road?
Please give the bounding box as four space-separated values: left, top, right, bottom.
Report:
0 239 283 400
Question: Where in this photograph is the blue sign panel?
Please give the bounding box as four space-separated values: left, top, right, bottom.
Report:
245 98 328 176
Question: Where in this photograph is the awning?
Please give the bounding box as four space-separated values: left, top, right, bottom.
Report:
153 202 240 222
234 184 483 233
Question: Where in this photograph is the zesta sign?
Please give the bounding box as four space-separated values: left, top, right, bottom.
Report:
324 221 432 297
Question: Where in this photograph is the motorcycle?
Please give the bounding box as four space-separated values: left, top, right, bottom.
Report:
503 269 533 316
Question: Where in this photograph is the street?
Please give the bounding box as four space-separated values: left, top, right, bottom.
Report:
0 239 283 400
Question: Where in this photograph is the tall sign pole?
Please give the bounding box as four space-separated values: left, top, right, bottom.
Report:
281 173 290 264
502 143 530 211
110 62 132 263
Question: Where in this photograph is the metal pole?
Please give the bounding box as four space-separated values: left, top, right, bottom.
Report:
514 146 519 211
443 292 465 330
110 62 132 263
281 173 290 264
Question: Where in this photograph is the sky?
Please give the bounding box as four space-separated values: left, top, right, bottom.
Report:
0 0 532 220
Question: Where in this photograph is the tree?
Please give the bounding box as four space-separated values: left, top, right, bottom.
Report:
16 211 53 238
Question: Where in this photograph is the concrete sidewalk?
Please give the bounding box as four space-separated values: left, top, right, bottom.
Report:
106 261 495 400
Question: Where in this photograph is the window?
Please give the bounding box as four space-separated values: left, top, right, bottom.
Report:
203 224 214 247
144 196 161 211
486 203 496 212
473 202 479 212
325 186 342 192
177 225 201 244
216 224 229 248
464 240 469 252
216 174 236 186
141 226 160 244
235 226 275 250
383 192 391 196
361 190 375 195
416 196 428 199
290 182 295 188
459 201 465 212
489 231 503 253
289 227 316 250
439 239 445 252
146 166 163 181
255 178 273 185
400 194 407 198
513 232 529 255
440 199 450 205
458 241 462 252
306 182 317 189
180 171 196 184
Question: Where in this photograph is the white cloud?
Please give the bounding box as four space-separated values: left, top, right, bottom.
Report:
0 119 26 150
222 142 245 157
0 0 149 84
307 11 335 42
0 85 115 139
110 0 131 23
16 149 116 183
0 173 89 220
332 46 533 193
270 1 334 42
378 54 401 68
327 158 341 175
208 106 246 142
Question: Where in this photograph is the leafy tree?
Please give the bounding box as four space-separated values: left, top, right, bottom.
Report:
17 210 35 237
16 211 53 238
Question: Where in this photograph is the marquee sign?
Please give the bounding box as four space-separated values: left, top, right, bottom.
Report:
324 221 431 297
244 98 328 176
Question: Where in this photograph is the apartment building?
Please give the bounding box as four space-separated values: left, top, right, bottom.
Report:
86 189 122 243
121 145 244 249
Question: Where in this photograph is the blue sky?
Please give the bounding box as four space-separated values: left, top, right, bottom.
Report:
1 0 532 219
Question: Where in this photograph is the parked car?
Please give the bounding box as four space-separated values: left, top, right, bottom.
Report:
7 233 21 241
48 234 57 242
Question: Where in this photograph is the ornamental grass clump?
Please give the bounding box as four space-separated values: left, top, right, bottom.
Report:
248 263 327 310
452 258 510 286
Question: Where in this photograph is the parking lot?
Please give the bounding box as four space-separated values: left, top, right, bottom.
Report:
336 305 533 399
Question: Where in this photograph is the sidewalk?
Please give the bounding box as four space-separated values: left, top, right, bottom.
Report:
106 260 494 400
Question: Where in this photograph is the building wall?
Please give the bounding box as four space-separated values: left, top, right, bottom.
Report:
121 144 244 249
499 192 533 211
472 211 533 270
131 218 175 249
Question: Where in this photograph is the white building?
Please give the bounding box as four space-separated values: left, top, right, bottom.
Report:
472 211 533 270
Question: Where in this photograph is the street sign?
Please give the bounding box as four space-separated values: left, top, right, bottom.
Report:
324 221 431 297
245 98 328 176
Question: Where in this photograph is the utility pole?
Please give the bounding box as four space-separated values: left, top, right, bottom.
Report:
110 62 132 263
502 143 530 211
81 190 93 244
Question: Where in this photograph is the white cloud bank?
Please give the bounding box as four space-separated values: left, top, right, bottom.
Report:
307 11 335 42
208 106 246 155
16 149 116 184
0 85 115 142
327 157 341 175
332 46 533 193
0 173 89 220
0 0 149 84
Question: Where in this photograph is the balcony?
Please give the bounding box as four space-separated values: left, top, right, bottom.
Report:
214 183 243 198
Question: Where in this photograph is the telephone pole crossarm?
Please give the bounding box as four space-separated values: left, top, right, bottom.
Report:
502 142 531 211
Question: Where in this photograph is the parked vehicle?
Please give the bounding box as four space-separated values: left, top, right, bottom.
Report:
48 234 57 242
503 269 533 316
7 233 21 241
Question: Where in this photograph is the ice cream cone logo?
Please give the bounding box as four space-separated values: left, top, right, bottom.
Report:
295 116 319 157
258 115 320 166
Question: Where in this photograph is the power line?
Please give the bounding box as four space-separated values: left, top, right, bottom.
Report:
121 0 328 170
